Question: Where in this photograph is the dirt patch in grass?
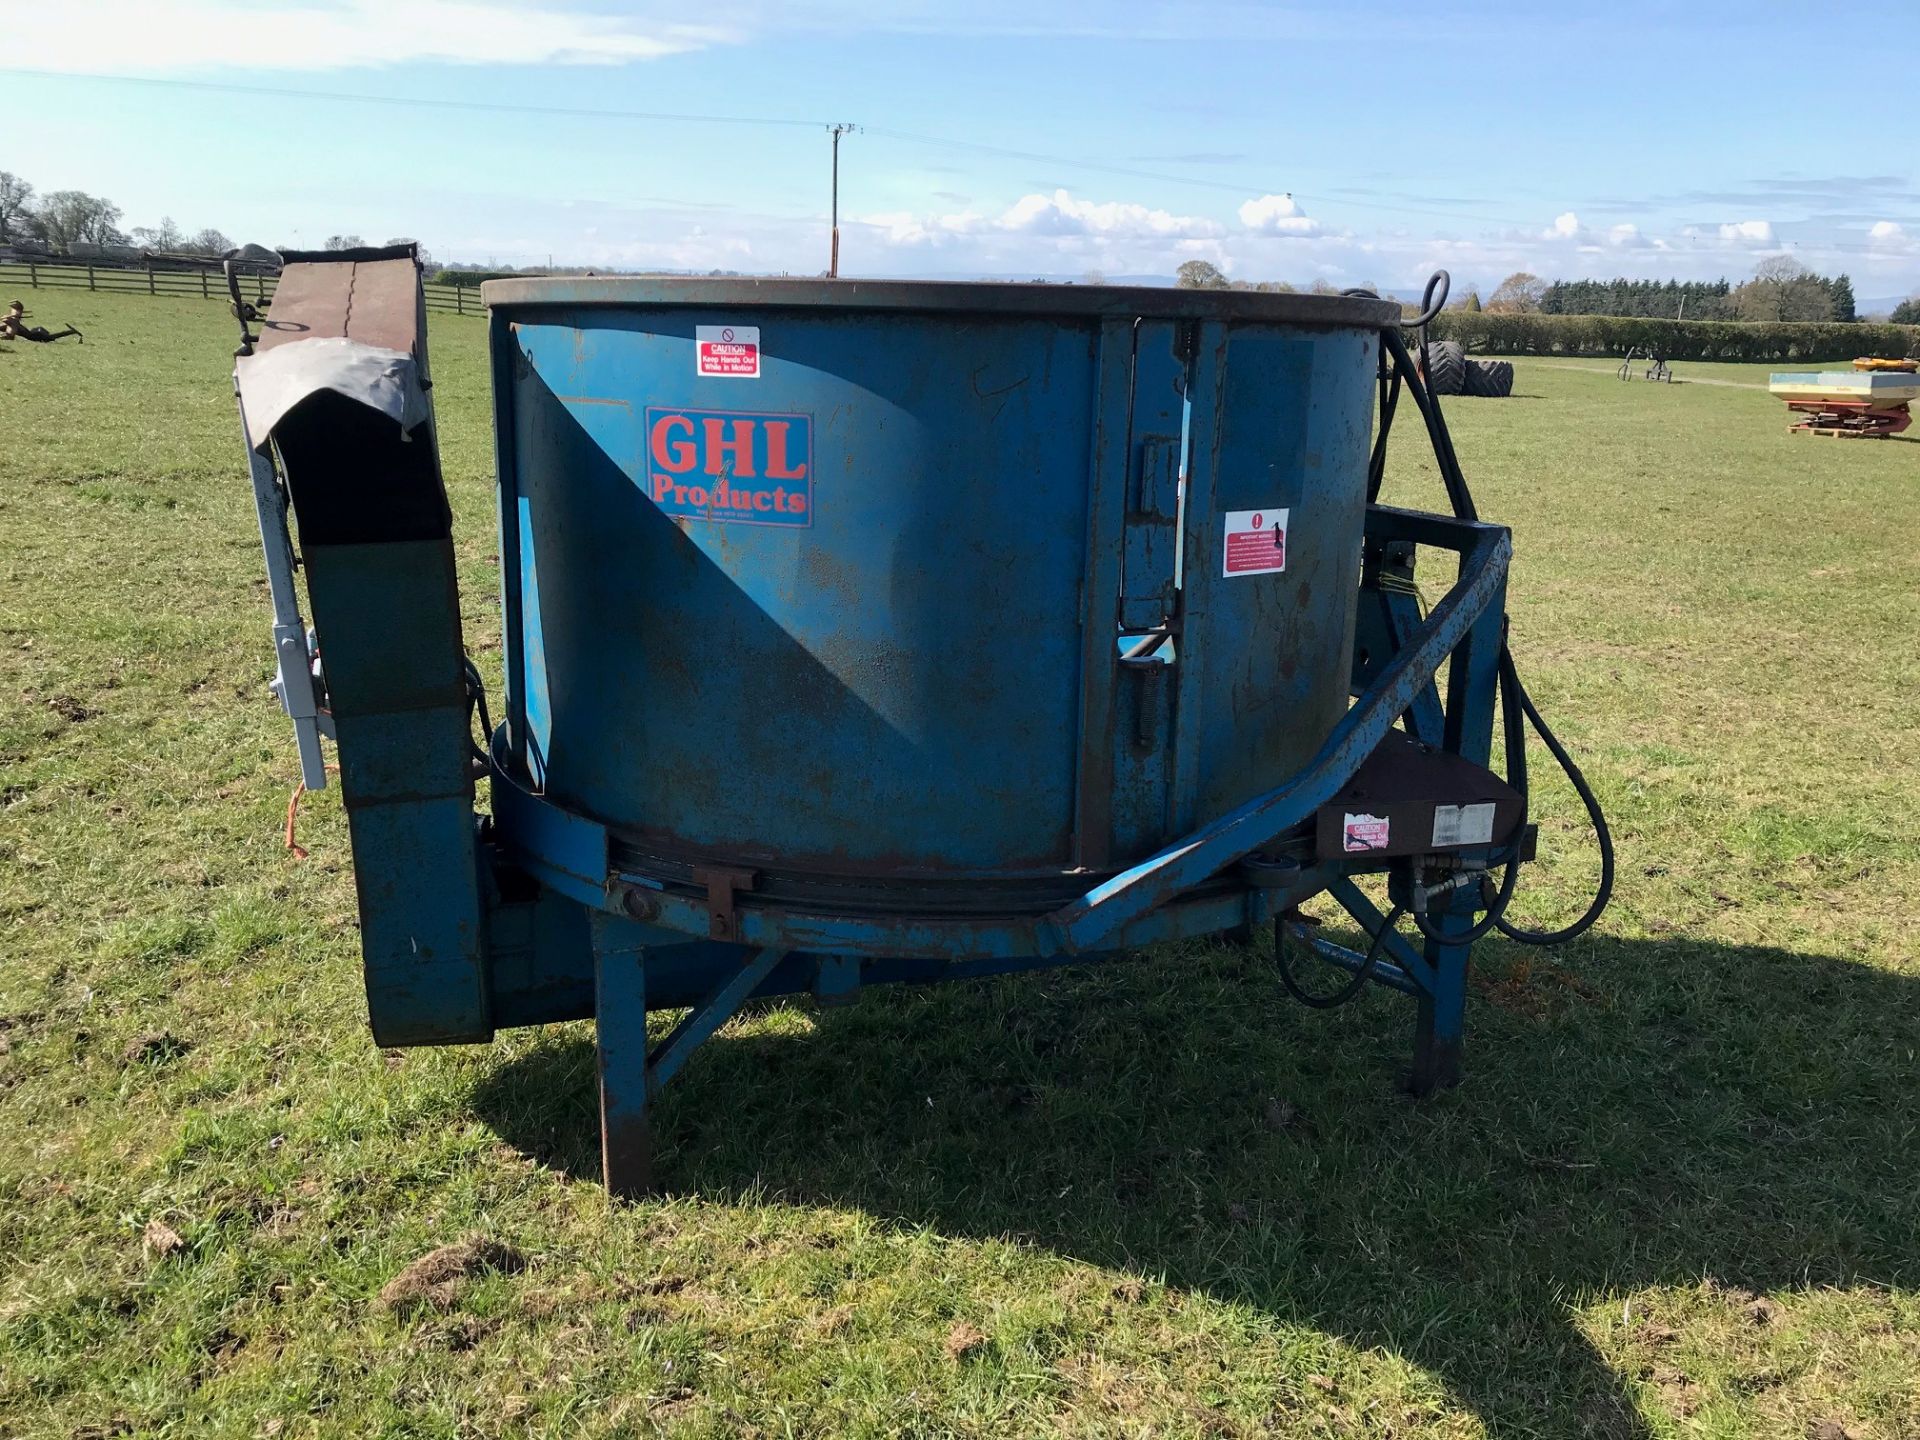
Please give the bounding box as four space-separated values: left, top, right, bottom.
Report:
376 1236 526 1314
120 1031 190 1067
943 1320 987 1361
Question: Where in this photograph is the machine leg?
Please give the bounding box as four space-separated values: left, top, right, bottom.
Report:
590 913 653 1199
1408 907 1470 1096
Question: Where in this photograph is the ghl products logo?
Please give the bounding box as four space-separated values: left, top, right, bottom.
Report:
644 407 812 527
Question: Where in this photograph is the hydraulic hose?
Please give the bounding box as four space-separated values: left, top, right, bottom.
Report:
1276 903 1408 1010
1491 655 1616 945
1345 271 1614 951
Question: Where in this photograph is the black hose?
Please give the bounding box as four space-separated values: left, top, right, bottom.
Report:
1276 903 1407 1009
1366 357 1402 503
1354 270 1612 948
1379 326 1478 521
1404 270 1451 328
463 657 494 767
1492 660 1615 945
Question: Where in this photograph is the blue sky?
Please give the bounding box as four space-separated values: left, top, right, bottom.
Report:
6 0 1919 301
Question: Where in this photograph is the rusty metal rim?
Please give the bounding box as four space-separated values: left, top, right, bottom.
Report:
480 275 1403 328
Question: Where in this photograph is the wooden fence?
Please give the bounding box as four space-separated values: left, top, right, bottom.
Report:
0 259 486 316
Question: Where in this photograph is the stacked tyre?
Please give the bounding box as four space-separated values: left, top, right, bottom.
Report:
1416 340 1514 398
1420 340 1468 396
1464 359 1514 397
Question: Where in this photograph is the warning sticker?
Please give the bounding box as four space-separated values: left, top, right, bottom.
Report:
1432 802 1496 848
1222 507 1288 577
695 324 760 378
1342 812 1391 853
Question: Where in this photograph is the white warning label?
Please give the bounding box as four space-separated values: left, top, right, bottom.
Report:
695 324 760 378
1342 812 1391 853
1222 507 1288 577
1432 802 1496 848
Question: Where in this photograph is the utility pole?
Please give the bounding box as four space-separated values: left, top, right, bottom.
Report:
829 123 856 278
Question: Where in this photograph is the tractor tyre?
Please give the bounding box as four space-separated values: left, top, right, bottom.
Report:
1464 359 1514 397
1422 340 1468 396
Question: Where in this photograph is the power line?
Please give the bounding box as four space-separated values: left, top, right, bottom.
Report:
0 67 833 131
6 67 1914 258
863 124 1536 226
3 65 1521 226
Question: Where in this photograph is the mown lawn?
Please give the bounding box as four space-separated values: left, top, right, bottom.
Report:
2 291 1917 1439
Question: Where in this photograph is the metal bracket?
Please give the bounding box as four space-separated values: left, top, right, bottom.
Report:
235 383 330 790
647 946 786 1094
691 865 758 943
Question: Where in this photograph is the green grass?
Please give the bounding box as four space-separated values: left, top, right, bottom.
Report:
3 291 1918 1439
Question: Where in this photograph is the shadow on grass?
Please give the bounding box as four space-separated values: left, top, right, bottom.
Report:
474 934 1919 1436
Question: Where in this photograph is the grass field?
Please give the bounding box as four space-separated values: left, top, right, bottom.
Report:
2 290 1918 1439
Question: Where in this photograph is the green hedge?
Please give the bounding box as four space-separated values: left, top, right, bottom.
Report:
1429 311 1920 362
430 269 523 289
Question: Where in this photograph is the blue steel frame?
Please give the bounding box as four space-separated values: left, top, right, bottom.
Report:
484 501 1511 1196
239 260 1524 1199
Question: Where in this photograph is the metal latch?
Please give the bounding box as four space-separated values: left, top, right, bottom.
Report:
1120 433 1182 631
691 865 758 943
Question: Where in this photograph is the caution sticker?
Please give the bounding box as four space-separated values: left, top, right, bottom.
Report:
695 324 760 378
1223 507 1288 577
1342 812 1390 853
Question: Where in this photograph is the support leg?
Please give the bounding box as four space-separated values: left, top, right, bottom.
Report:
1408 903 1471 1096
1409 550 1504 1096
590 912 652 1199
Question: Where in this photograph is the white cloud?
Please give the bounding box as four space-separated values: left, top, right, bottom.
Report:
859 189 1219 249
1718 219 1775 244
453 193 1913 297
859 209 985 247
1237 193 1321 237
1533 212 1657 250
999 189 1220 239
1676 218 1780 250
11 0 732 72
1865 220 1919 259
1605 221 1666 249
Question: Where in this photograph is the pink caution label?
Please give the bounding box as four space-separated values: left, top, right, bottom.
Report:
1223 507 1288 577
1343 812 1391 853
696 324 760 378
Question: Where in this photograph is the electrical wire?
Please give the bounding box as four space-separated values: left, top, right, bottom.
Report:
0 68 832 132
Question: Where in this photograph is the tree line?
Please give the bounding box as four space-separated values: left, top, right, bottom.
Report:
1464 263 1868 322
1432 310 1915 362
1538 262 1857 323
1180 258 1914 324
0 168 428 266
1173 259 1354 294
0 169 232 258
